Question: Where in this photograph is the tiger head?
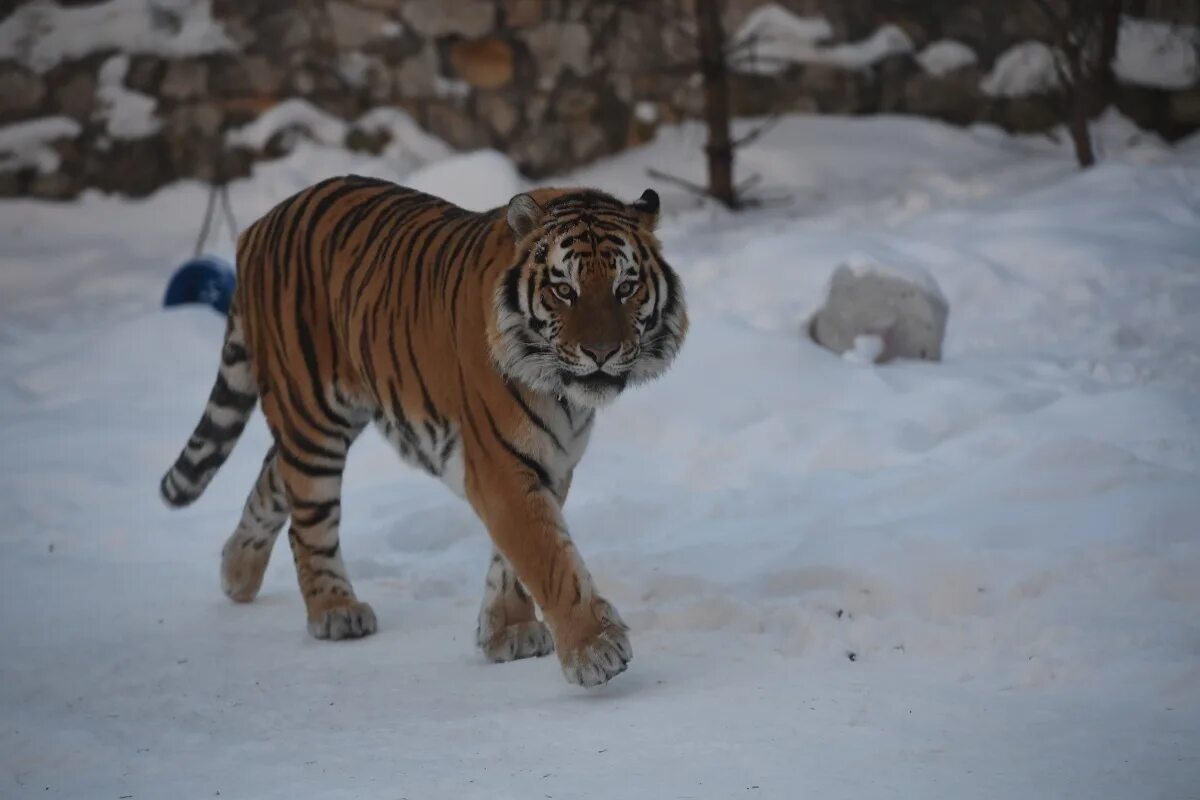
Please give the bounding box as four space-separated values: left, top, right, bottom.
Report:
491 188 688 408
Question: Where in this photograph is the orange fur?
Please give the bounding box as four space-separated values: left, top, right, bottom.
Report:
161 176 687 686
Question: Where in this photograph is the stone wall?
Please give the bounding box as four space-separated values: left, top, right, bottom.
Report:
1 0 1197 200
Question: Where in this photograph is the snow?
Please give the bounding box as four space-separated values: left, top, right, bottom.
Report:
839 253 947 303
225 100 451 177
0 116 80 173
634 100 658 124
225 98 349 151
816 25 913 70
0 0 233 74
1114 17 1200 90
916 39 978 77
982 19 1199 97
2 112 1200 798
731 3 832 75
844 333 885 364
731 5 910 73
404 149 525 210
981 40 1062 97
95 54 161 140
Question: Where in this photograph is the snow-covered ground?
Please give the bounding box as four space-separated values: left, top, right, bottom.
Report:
2 112 1199 799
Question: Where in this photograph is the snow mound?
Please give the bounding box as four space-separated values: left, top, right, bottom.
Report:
0 0 233 74
0 116 80 173
732 3 833 75
404 149 525 211
225 98 348 151
1114 17 1199 90
817 25 913 69
95 54 161 140
982 41 1062 97
352 107 452 166
732 5 910 73
916 39 978 77
226 101 451 172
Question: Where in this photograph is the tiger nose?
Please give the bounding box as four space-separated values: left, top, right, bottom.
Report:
581 342 619 366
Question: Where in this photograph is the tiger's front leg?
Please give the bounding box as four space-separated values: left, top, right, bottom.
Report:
470 480 630 687
475 549 555 662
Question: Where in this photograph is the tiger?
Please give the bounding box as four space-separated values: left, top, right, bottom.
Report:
160 175 688 687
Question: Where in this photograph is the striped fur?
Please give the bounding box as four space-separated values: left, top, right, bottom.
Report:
160 176 687 687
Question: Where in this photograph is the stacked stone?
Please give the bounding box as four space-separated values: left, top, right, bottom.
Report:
0 0 1197 200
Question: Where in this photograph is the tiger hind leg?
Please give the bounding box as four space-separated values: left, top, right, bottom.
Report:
276 422 376 640
220 445 289 602
476 549 555 662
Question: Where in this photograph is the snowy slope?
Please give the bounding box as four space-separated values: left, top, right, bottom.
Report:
2 113 1199 799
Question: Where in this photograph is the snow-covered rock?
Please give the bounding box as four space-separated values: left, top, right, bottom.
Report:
95 54 161 140
0 0 233 74
981 41 1062 97
916 40 978 77
731 4 910 74
809 261 948 363
0 115 80 173
1114 17 1199 90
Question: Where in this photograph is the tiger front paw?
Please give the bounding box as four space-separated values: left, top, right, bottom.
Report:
478 619 555 662
307 601 378 640
556 599 632 687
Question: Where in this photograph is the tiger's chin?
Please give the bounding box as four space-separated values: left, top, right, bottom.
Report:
560 371 627 409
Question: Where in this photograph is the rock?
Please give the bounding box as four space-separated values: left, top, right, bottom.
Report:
210 55 285 97
53 71 97 120
0 66 47 122
423 101 490 149
478 91 520 137
449 37 515 89
566 121 606 161
503 0 543 28
84 136 171 196
509 122 569 176
258 10 312 52
124 55 166 95
903 69 985 125
405 0 495 38
345 125 391 154
1168 88 1200 127
326 1 394 49
521 22 591 80
997 96 1060 133
0 169 23 197
171 102 225 137
809 263 949 363
29 170 77 200
556 83 598 121
160 60 208 101
393 46 439 97
797 63 864 114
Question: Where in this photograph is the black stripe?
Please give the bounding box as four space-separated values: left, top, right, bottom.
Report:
481 402 552 492
505 381 565 453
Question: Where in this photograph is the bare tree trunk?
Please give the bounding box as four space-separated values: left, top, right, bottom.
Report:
1067 92 1096 168
1097 0 1122 102
694 0 737 208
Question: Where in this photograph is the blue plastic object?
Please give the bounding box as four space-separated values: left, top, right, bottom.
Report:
164 255 236 315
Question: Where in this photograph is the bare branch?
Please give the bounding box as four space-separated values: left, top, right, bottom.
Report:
735 172 762 193
646 167 713 198
732 112 784 149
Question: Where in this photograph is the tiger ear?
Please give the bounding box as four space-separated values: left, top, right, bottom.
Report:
507 193 545 239
631 188 660 228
